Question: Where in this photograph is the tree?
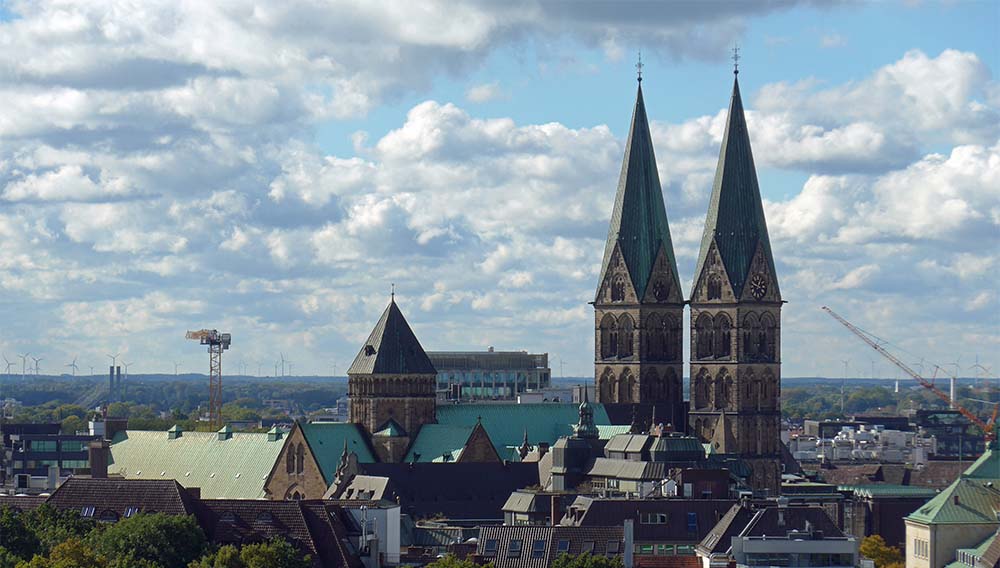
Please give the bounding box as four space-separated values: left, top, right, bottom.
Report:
425 555 491 568
189 540 311 568
90 513 206 568
551 553 623 568
22 505 96 556
0 507 40 561
0 548 21 568
860 535 904 568
18 539 103 568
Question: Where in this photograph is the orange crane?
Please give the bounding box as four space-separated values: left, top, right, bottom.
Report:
186 329 232 429
822 306 998 444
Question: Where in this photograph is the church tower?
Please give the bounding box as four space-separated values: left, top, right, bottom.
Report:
594 74 684 412
688 67 782 495
348 295 437 462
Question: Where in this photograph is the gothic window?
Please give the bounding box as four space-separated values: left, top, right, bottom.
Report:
643 368 659 401
619 315 635 358
664 315 678 361
695 314 714 360
743 313 760 359
295 443 305 474
652 278 669 302
696 369 711 409
611 276 626 302
743 370 755 408
286 445 295 474
599 368 615 402
762 313 777 362
620 370 635 403
707 274 722 300
600 315 618 359
645 313 663 360
714 370 730 410
714 314 732 359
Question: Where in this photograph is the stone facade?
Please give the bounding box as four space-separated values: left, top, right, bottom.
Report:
264 425 328 500
348 373 436 438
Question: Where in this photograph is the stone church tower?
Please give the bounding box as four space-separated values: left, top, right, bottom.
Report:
348 296 437 462
594 78 684 411
688 71 782 495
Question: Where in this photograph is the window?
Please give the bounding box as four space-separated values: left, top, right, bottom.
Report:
656 544 673 555
914 538 929 559
695 314 714 359
31 440 57 452
606 540 620 555
124 506 139 518
255 512 274 524
581 541 595 555
220 511 237 523
61 440 86 452
483 539 498 556
296 443 305 474
286 445 295 474
637 545 654 555
507 539 523 558
707 274 722 300
99 510 119 523
686 512 697 533
618 315 634 358
714 314 731 358
531 539 546 558
557 540 570 554
611 276 626 302
81 506 95 518
61 460 88 469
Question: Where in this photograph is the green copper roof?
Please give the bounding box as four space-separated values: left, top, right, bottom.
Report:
348 298 436 375
962 444 1000 479
109 429 285 499
692 75 779 299
299 422 376 483
907 478 1000 524
373 419 406 437
597 83 680 301
405 403 618 463
838 484 938 498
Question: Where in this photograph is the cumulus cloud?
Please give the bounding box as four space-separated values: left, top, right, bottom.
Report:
466 82 506 103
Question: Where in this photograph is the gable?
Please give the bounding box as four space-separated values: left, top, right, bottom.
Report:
457 422 502 463
596 243 639 304
691 239 736 303
299 422 377 483
641 243 683 304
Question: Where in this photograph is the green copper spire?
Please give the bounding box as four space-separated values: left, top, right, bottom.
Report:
692 75 779 298
596 83 681 302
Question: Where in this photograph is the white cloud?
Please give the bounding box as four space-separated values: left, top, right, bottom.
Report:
820 33 847 48
466 82 506 103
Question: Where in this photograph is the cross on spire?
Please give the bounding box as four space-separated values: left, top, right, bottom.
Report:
390 282 395 301
636 50 643 83
732 44 740 75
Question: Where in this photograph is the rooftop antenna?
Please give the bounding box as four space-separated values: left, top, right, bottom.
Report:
635 50 643 83
31 356 43 376
390 283 395 302
732 43 740 75
66 356 79 376
18 353 30 381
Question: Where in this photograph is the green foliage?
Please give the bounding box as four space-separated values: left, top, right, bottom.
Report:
860 535 904 568
89 513 206 568
0 547 21 568
22 505 97 556
0 507 40 560
188 540 310 568
551 553 623 568
17 538 103 568
425 555 491 568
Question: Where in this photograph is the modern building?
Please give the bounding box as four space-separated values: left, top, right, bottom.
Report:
913 409 985 460
2 422 100 489
476 524 631 568
839 484 936 551
686 68 784 496
428 349 550 400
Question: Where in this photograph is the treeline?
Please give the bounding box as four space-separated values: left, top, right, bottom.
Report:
0 505 309 568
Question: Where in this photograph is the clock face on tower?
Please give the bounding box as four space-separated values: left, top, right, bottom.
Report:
749 272 768 300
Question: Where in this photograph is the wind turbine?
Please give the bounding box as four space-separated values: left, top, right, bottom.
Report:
279 353 287 377
66 356 79 376
18 353 30 380
31 356 43 376
123 361 133 382
287 361 294 376
107 352 120 370
174 362 181 376
2 354 13 376
89 365 95 376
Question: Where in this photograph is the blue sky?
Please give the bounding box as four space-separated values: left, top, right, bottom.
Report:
0 0 996 380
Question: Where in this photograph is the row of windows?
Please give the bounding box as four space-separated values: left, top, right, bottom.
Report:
285 443 305 474
694 313 777 362
913 538 929 559
482 538 622 558
598 313 681 361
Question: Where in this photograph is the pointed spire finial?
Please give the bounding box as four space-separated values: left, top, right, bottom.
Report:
732 43 740 75
390 282 395 301
636 50 643 83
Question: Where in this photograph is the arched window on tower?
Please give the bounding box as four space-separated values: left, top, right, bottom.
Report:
620 370 634 403
715 370 730 409
695 314 714 360
696 369 711 409
619 315 635 358
743 313 760 359
600 368 615 402
666 316 680 361
286 445 295 474
714 314 732 359
762 313 777 362
646 313 664 360
707 274 722 300
600 315 618 359
611 276 626 302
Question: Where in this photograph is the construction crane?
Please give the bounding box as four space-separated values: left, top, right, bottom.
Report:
822 306 998 444
186 329 232 429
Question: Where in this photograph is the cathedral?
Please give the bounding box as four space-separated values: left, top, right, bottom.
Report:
344 65 783 494
593 67 782 493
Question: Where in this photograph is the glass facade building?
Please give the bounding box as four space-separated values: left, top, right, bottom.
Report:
428 350 550 400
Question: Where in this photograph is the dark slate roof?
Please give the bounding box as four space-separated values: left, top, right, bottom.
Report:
815 461 967 489
597 83 680 302
697 503 752 554
46 478 196 517
347 299 436 375
692 75 779 299
194 499 361 568
477 524 624 568
0 494 47 513
741 504 843 538
564 497 737 543
337 462 540 522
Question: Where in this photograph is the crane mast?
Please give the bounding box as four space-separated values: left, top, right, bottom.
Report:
186 329 232 429
821 306 997 443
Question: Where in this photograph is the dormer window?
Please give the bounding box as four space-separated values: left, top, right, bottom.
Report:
364 345 376 356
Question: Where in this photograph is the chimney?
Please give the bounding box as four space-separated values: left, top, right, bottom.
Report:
47 464 59 490
538 442 550 457
623 519 634 568
109 366 115 402
116 366 123 399
88 440 110 479
551 495 562 526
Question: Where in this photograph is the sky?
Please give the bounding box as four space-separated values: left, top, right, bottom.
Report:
0 0 996 380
